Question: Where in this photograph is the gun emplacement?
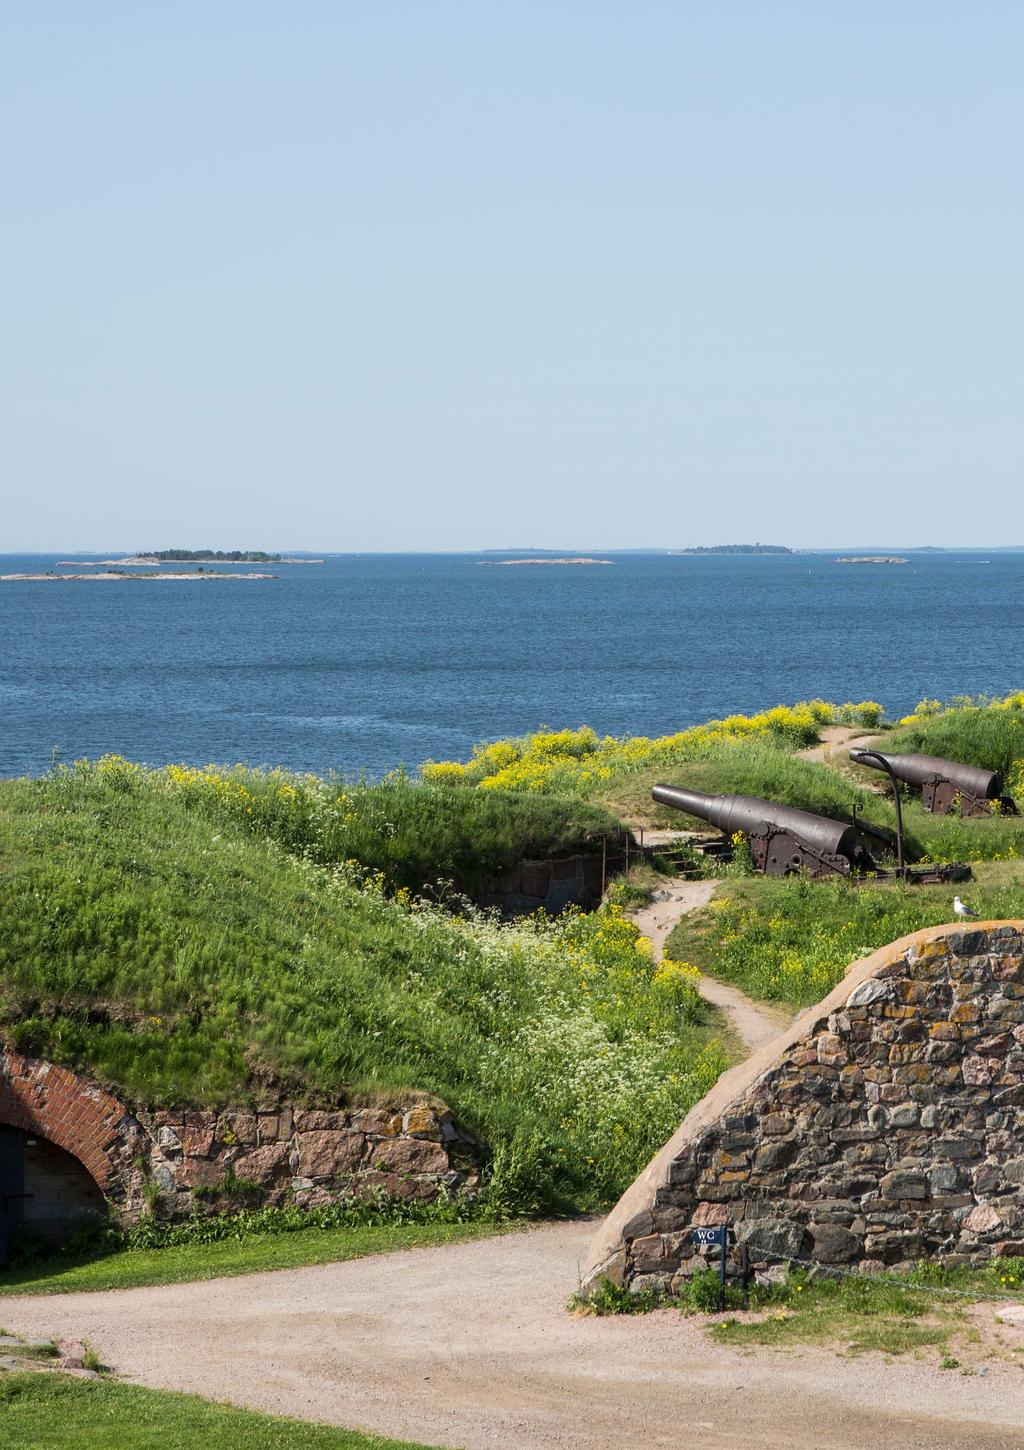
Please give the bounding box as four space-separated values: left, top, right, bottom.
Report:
849 749 1016 816
651 784 878 878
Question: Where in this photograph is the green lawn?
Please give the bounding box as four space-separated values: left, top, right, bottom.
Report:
666 862 1024 1008
0 1222 497 1297
0 1373 440 1449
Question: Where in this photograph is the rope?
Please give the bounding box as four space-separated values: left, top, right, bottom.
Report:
738 1235 1024 1305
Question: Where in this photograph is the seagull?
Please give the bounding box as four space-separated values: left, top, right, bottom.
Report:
954 896 979 919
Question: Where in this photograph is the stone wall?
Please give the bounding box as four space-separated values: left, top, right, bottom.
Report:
474 853 607 916
0 1050 482 1227
583 921 1024 1294
144 1097 482 1217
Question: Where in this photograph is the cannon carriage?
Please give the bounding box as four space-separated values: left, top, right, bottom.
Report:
651 783 971 883
849 749 1017 816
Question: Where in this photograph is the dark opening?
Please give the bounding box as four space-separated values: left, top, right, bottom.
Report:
0 1124 106 1262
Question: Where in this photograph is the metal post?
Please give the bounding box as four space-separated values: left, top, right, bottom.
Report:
601 837 607 896
719 1232 727 1312
741 1243 750 1309
855 750 905 872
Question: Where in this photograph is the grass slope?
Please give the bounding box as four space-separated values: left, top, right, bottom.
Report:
0 1373 438 1450
0 768 723 1212
140 762 627 895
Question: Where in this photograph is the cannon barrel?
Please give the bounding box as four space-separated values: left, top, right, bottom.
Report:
651 784 863 859
849 750 1001 800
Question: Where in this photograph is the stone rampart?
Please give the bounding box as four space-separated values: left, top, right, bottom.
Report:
145 1096 481 1217
583 921 1024 1294
0 1050 482 1225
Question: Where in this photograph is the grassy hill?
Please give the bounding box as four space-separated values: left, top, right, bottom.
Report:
0 763 721 1214
423 696 1024 864
6 691 1024 1222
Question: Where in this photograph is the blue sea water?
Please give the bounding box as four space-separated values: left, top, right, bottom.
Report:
1 551 1022 779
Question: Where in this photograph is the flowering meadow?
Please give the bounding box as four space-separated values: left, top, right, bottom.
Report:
668 874 1024 1009
420 699 886 796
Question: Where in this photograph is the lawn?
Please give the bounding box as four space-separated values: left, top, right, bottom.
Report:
585 1255 1024 1366
0 1221 497 1297
0 1373 439 1450
666 862 1024 1008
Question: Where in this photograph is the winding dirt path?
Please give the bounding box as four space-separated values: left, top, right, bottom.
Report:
629 878 792 1050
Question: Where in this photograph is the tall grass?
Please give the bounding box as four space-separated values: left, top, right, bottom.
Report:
82 757 625 895
667 875 1024 1008
0 769 723 1212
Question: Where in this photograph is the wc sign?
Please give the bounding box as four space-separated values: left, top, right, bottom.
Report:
691 1225 727 1250
691 1223 731 1310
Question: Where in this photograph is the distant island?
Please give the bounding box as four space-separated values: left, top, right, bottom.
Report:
143 549 283 562
56 552 324 566
834 556 910 565
479 557 613 567
4 570 275 582
670 544 794 556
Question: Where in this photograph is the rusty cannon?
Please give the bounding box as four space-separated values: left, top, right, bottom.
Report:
651 784 879 878
849 749 1017 817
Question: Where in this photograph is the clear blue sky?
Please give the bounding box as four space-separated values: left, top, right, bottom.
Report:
3 5 1022 551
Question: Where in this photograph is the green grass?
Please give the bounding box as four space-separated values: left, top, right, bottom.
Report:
0 1373 439 1449
666 864 1024 1008
705 1265 1005 1359
598 738 888 831
884 697 1024 782
0 1221 495 1296
138 761 627 895
589 1258 1024 1364
0 767 724 1213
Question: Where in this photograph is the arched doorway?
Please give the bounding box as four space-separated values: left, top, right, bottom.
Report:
0 1051 147 1263
0 1124 107 1254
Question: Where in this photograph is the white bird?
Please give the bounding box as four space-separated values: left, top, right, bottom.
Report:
953 896 979 919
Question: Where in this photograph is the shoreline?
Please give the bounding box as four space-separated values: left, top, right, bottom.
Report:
55 557 323 566
477 557 613 567
2 571 276 582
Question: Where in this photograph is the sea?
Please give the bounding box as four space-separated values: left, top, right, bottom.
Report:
1 550 1022 780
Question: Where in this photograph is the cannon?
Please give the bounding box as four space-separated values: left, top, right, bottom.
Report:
849 750 1017 816
651 785 879 878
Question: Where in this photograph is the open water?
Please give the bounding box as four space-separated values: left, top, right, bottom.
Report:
1 551 1022 779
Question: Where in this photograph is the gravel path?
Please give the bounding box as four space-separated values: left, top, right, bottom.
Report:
798 725 882 766
3 1223 1022 1450
628 878 792 1051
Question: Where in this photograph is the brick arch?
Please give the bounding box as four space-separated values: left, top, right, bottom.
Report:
0 1050 145 1212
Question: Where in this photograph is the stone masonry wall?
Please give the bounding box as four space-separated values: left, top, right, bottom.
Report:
583 921 1024 1294
145 1097 482 1217
474 853 606 916
0 1050 482 1226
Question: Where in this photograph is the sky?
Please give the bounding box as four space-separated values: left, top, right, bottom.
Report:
3 4 1022 551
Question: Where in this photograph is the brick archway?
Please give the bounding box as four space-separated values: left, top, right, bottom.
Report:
0 1050 146 1214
